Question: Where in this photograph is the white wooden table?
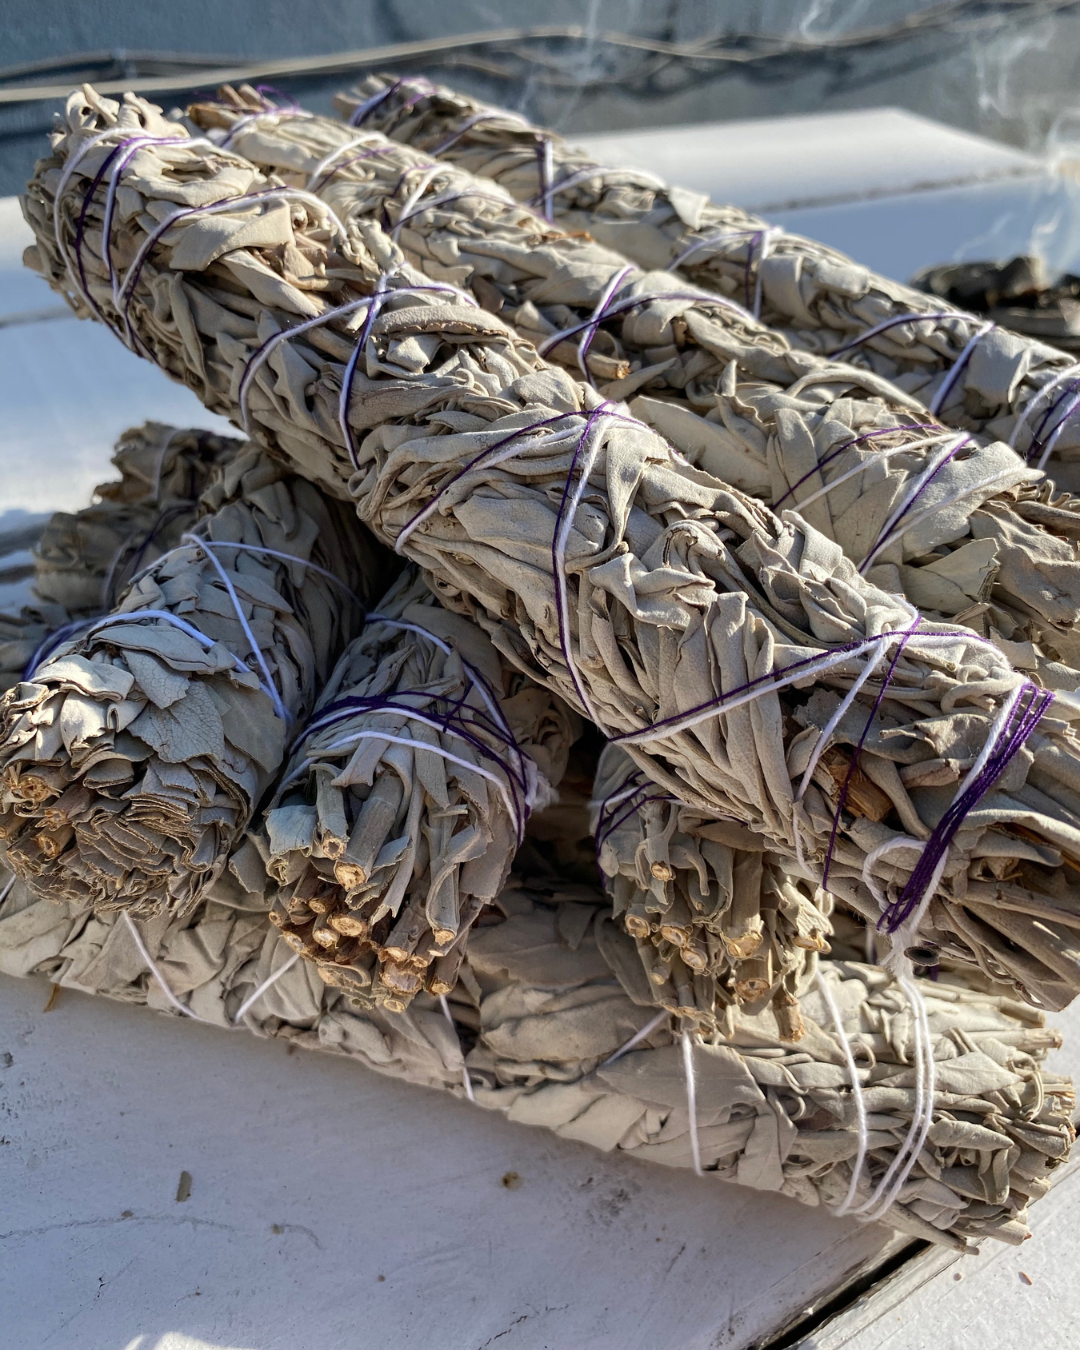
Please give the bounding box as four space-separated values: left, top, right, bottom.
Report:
3 104 1080 1349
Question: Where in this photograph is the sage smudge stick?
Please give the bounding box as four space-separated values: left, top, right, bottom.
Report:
263 566 577 1010
0 853 1070 1251
592 743 831 1040
188 86 1080 680
339 74 1080 488
0 445 382 915
21 88 1080 1007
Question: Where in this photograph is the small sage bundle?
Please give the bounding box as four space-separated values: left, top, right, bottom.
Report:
0 854 1071 1252
1 422 241 690
0 446 382 915
22 88 1080 1008
339 74 1080 487
592 744 831 1040
188 87 1080 678
33 421 242 617
263 566 577 1010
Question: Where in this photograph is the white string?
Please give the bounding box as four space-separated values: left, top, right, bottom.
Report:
123 912 211 1022
181 534 289 723
439 994 476 1102
283 728 526 834
670 225 768 272
1008 362 1080 453
232 951 301 1023
191 539 365 608
308 133 379 186
390 163 442 240
927 321 995 415
0 874 15 905
829 309 968 359
815 970 868 1215
782 433 952 515
598 1009 669 1067
219 108 315 149
538 264 635 376
551 409 612 726
858 466 1021 574
393 423 577 554
1037 385 1080 470
681 1031 704 1177
237 296 371 437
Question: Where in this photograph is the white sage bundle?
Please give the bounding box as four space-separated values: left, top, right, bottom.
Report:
339 74 1080 486
263 567 577 1010
33 421 242 618
22 88 1080 1008
592 744 831 1039
0 446 381 915
186 87 1080 677
0 856 1071 1252
1 423 240 690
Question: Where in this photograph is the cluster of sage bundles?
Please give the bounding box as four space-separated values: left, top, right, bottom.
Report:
592 743 831 1039
0 855 1072 1251
0 446 381 915
340 74 1080 486
262 566 577 1010
187 88 1080 678
23 88 1080 1007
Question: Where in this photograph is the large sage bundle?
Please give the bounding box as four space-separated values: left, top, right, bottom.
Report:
0 446 381 915
22 88 1080 1008
340 74 1080 484
263 567 577 1010
0 855 1071 1251
187 88 1080 677
592 744 831 1040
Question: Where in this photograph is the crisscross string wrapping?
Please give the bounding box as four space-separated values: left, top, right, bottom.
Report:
854 432 1023 574
537 278 752 384
281 612 544 842
237 275 478 444
770 424 948 514
218 107 314 149
591 767 674 879
55 123 348 357
1009 363 1080 469
348 77 437 129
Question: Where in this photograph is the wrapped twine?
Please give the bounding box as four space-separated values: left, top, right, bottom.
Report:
19 88 1080 1008
0 853 1072 1252
0 445 383 915
338 74 1080 487
263 566 578 1010
592 744 831 1040
187 86 1080 682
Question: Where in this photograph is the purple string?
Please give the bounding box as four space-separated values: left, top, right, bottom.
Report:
23 618 98 678
829 311 963 360
819 633 912 893
593 769 672 877
311 144 394 193
858 435 974 573
1026 373 1080 464
538 286 751 355
772 423 939 510
608 622 1015 748
550 403 612 716
879 682 1053 933
301 687 530 838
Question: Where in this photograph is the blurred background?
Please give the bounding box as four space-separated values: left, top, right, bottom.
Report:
4 0 1080 189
